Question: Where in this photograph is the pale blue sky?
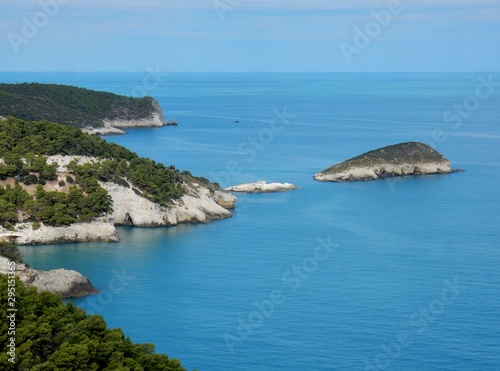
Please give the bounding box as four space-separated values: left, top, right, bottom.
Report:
1 0 499 72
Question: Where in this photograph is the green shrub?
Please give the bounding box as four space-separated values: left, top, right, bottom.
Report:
0 242 22 262
2 222 15 231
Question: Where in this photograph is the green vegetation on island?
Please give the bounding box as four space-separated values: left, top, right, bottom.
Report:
0 274 190 371
314 142 453 182
323 142 450 172
0 83 157 128
0 117 191 228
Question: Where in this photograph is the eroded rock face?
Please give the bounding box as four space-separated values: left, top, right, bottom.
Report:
0 219 120 246
225 181 299 193
102 181 237 227
314 142 453 182
0 218 120 245
0 154 237 244
0 256 98 299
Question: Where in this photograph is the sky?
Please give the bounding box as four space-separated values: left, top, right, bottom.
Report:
1 0 499 72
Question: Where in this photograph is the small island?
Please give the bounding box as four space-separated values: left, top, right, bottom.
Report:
314 142 454 182
225 181 299 193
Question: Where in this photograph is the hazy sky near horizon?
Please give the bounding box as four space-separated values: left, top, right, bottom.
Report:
1 0 499 72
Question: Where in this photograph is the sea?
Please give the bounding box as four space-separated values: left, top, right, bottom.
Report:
2 72 499 371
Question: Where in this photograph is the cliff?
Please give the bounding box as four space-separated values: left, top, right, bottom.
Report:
85 99 170 135
0 255 98 298
0 154 237 244
314 142 453 182
0 118 238 245
0 218 120 245
102 180 236 227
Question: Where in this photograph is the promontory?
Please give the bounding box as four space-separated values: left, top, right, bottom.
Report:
314 142 454 182
0 82 175 135
0 117 236 245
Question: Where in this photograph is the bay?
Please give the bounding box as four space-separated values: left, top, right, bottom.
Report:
4 72 499 370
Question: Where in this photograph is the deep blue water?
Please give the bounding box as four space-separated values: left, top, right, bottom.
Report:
2 72 500 370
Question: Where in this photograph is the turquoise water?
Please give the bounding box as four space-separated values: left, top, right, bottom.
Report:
3 72 500 370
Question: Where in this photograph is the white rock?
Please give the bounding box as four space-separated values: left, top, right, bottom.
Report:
104 112 165 128
225 181 299 193
0 218 119 245
47 155 103 172
82 126 126 136
4 156 236 243
102 181 236 227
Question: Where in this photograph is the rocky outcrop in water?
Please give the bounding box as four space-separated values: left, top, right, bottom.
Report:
0 256 98 298
314 142 454 182
225 181 299 193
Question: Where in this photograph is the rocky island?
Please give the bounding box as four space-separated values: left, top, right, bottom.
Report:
0 82 175 135
314 142 454 182
225 181 299 193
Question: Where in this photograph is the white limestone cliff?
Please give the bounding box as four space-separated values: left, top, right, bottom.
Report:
83 99 174 135
102 181 236 226
0 218 120 245
0 156 237 245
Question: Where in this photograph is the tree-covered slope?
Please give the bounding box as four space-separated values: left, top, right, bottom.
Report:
0 274 190 370
0 83 157 128
0 117 196 228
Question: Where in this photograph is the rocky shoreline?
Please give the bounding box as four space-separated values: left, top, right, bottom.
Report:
0 218 120 245
0 154 237 245
0 186 236 245
0 255 98 299
83 100 177 136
